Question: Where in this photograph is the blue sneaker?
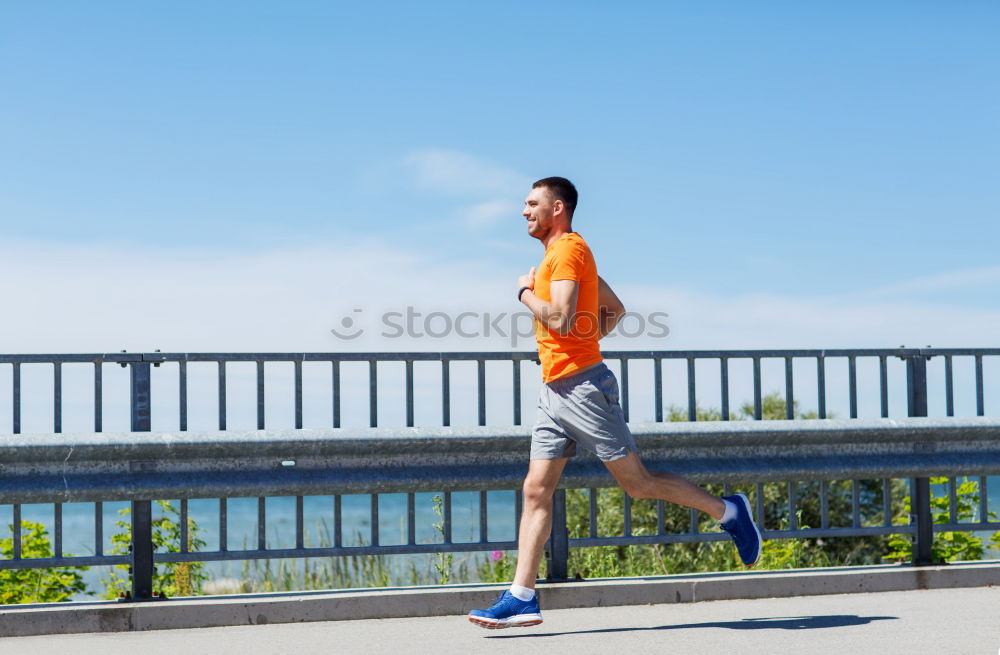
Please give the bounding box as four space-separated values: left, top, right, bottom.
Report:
721 493 763 567
468 590 543 629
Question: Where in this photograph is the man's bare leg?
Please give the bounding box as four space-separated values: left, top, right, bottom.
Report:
512 457 568 589
604 452 725 519
604 452 763 566
468 458 566 628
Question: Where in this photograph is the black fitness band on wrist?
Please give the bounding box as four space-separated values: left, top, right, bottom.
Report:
517 286 531 302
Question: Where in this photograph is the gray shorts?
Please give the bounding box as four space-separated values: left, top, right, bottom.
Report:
530 362 637 462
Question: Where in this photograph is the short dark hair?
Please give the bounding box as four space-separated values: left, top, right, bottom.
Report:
532 176 578 219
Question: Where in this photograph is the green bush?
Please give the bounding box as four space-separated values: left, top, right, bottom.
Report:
886 476 1000 563
101 500 207 598
0 521 88 604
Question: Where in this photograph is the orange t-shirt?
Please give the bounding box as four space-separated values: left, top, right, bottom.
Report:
532 232 603 383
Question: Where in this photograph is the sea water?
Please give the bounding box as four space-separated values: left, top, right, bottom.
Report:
5 490 518 600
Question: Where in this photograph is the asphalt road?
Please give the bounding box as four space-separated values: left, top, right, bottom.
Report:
2 587 996 655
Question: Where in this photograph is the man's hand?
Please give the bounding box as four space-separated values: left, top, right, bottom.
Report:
517 267 536 291
520 276 578 336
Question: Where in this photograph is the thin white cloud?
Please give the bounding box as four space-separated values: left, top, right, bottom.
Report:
404 149 530 197
403 149 531 229
859 266 1000 298
0 238 505 353
463 199 513 228
615 285 1000 350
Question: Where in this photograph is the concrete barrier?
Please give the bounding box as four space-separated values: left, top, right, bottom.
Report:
1 561 998 638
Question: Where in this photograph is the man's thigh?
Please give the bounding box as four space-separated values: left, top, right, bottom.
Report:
602 451 647 488
531 384 578 460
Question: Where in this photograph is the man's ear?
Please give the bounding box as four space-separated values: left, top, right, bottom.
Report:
552 199 565 218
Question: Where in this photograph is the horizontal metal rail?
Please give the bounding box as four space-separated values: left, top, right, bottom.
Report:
2 347 998 364
2 418 1000 503
3 348 995 435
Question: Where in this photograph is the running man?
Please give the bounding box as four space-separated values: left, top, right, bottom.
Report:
468 177 762 629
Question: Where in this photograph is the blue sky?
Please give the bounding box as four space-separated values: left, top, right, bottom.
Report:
1 1 998 355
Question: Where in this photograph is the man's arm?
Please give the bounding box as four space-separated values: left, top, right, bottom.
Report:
518 268 578 337
597 276 625 339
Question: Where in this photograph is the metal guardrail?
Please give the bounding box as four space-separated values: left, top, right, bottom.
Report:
1 348 997 601
4 419 1000 502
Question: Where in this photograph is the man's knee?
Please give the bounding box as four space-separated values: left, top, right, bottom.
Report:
522 474 557 506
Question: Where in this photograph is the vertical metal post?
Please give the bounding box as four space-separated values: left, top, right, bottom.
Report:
130 360 151 430
546 489 569 581
12 504 21 559
407 493 416 545
95 501 104 557
624 496 634 536
256 360 266 430
130 361 155 601
331 360 341 428
848 356 858 419
784 357 794 420
479 491 489 543
975 355 985 416
619 358 630 422
720 357 730 421
752 357 762 420
12 361 21 434
217 361 227 430
654 358 663 422
257 497 267 550
879 355 889 418
589 489 599 538
686 358 696 422
405 360 414 427
53 362 62 433
477 359 486 426
180 499 189 553
816 355 827 419
512 360 522 426
441 360 451 427
906 353 933 566
94 361 104 432
944 356 954 417
294 359 303 429
178 360 188 432
369 360 378 428
333 495 342 548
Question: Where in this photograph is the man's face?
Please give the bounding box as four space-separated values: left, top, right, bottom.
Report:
523 186 557 240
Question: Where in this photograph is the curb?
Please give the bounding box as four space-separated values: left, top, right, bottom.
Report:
2 561 998 638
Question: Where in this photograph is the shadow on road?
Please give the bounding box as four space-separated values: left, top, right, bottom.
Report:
485 614 898 638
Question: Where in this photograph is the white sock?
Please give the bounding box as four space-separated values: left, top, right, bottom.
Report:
509 584 535 601
720 499 738 524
